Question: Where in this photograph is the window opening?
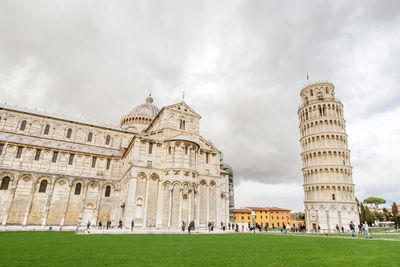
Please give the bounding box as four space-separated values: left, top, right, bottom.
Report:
105 185 111 197
106 158 111 170
74 183 82 195
179 119 185 130
44 124 50 135
0 176 10 190
66 128 72 138
34 149 41 161
39 180 48 193
87 132 93 142
68 154 75 165
20 120 27 131
52 151 58 163
92 157 97 168
16 146 23 158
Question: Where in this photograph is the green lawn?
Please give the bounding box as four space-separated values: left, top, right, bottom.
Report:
0 232 399 266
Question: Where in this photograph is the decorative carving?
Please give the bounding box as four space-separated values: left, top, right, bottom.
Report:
23 176 31 182
86 203 95 209
58 179 66 185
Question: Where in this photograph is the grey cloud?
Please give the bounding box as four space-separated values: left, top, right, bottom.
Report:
1 0 399 209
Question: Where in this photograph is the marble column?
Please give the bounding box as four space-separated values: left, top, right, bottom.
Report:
22 177 38 226
206 185 210 225
2 177 17 226
94 181 104 225
195 190 199 228
78 180 90 226
155 180 163 227
41 177 56 226
188 190 192 223
178 188 182 227
168 188 172 228
143 178 150 228
60 181 73 226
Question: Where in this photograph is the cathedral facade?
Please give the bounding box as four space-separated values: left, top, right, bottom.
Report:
0 96 233 230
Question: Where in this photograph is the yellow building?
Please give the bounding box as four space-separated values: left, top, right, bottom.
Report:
233 207 292 229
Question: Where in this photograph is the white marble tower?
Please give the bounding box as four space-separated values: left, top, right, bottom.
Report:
298 82 359 233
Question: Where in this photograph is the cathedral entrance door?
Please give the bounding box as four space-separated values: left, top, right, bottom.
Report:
83 204 95 225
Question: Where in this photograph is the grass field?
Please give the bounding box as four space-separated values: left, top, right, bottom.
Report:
0 232 399 266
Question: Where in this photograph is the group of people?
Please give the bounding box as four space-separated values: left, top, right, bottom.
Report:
335 224 345 233
86 219 130 231
181 220 195 233
349 221 371 239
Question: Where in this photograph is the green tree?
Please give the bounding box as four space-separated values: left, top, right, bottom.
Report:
363 197 386 208
383 208 389 221
364 206 375 224
373 211 384 221
394 215 400 228
360 203 366 223
392 202 398 216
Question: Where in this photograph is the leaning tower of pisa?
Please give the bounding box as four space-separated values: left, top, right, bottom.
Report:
298 82 359 233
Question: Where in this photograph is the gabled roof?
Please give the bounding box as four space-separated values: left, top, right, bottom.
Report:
145 101 200 133
233 209 251 213
164 101 201 119
236 207 292 212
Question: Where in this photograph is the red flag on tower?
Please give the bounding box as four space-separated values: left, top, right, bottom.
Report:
307 73 309 80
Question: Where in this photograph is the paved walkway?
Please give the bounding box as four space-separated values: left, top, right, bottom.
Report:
2 225 399 241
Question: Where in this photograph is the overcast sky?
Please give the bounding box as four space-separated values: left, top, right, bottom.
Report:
1 0 399 211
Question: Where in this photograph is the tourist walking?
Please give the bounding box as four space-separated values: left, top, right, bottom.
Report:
107 219 111 229
363 222 370 239
182 221 186 232
189 220 195 233
349 221 356 238
98 221 102 229
86 221 91 230
283 223 287 233
341 226 344 233
208 221 211 232
131 220 134 231
336 224 340 234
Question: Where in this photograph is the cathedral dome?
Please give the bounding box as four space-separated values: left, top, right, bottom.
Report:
128 95 160 120
120 94 160 132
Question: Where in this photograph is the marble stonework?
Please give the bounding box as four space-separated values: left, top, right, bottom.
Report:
298 82 359 233
0 95 234 229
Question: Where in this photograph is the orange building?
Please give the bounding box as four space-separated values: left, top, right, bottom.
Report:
233 207 293 229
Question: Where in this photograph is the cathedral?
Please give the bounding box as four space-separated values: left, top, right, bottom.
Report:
0 95 234 230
